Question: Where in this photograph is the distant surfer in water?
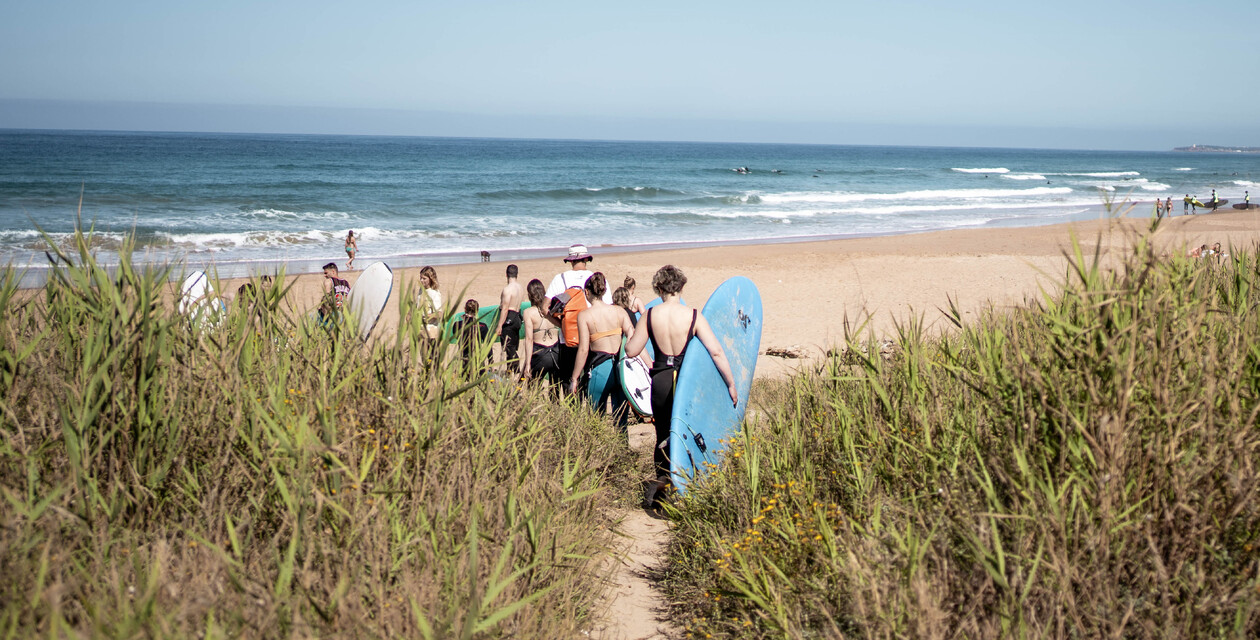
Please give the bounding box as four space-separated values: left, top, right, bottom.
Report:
344 230 358 269
624 265 738 507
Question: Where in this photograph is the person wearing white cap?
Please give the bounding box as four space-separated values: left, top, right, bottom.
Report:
547 244 612 389
546 244 612 304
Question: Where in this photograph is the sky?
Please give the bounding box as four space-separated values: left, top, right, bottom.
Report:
1 0 1257 150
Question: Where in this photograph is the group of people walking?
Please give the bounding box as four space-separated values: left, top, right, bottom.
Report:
416 243 739 492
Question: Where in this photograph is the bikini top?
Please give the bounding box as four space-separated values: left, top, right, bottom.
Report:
647 307 697 370
528 308 559 342
590 327 623 341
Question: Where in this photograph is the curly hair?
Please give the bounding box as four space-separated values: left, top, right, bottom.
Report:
651 265 687 295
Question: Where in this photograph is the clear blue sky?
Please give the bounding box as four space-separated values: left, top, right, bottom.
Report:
2 0 1257 150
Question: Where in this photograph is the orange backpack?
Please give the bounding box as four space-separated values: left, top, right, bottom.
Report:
547 286 589 347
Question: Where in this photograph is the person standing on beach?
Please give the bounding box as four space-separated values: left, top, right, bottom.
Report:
418 265 443 339
344 230 358 270
546 244 612 383
624 265 738 506
319 262 351 323
623 275 647 319
494 264 525 371
521 279 563 387
1155 199 1164 218
1165 197 1172 217
1184 194 1190 215
569 273 636 431
1211 189 1219 211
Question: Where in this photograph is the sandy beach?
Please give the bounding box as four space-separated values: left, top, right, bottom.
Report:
217 209 1260 379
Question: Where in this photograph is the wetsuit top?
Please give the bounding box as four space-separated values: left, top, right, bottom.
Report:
647 308 698 370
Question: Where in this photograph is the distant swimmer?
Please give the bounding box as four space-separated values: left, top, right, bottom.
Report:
344 230 358 270
770 169 782 174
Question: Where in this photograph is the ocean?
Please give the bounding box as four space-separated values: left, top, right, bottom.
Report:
1 130 1256 279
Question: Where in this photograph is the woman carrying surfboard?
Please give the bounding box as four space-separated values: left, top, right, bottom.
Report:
569 273 637 430
624 265 738 494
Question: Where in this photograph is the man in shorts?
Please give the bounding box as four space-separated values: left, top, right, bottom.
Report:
495 264 525 371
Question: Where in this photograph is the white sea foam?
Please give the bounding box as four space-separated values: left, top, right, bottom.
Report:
757 186 1072 206
1234 180 1258 187
236 208 351 221
1075 178 1169 192
1048 171 1140 178
1003 173 1048 181
952 167 1010 174
1173 168 1194 171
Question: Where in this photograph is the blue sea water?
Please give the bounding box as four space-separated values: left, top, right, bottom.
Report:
0 129 1256 276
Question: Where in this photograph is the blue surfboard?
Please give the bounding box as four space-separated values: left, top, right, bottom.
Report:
668 277 761 495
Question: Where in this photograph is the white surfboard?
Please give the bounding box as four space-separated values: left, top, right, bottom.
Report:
346 262 393 340
178 270 210 315
620 353 653 416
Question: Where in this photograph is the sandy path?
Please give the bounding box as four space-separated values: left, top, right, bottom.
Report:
590 421 678 640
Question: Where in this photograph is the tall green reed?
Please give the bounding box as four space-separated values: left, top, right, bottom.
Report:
0 226 634 637
667 232 1260 638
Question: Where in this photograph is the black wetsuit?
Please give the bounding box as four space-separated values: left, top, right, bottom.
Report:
531 342 563 386
458 318 489 376
647 308 698 479
500 309 522 369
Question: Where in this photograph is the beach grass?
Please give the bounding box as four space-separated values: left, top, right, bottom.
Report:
0 228 637 637
664 231 1260 638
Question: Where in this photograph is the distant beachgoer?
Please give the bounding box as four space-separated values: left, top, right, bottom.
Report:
457 298 490 376
418 265 443 338
569 273 636 430
1246 191 1251 207
522 279 562 387
1211 189 1219 211
495 264 525 371
624 265 738 504
1165 197 1172 217
623 275 647 318
344 231 358 270
1155 199 1164 218
1184 194 1190 215
1189 244 1207 258
320 262 351 322
1191 196 1198 214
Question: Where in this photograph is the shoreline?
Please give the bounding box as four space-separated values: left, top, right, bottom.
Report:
15 198 1167 287
24 208 1260 379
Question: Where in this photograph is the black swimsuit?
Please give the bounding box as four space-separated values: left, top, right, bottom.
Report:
646 307 697 479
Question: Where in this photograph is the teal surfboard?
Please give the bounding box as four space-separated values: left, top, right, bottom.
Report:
667 278 761 495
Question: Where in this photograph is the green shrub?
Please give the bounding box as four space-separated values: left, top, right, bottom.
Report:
0 228 634 637
668 237 1260 638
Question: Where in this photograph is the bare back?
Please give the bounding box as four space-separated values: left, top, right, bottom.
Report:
500 281 524 311
645 301 697 356
580 303 633 354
